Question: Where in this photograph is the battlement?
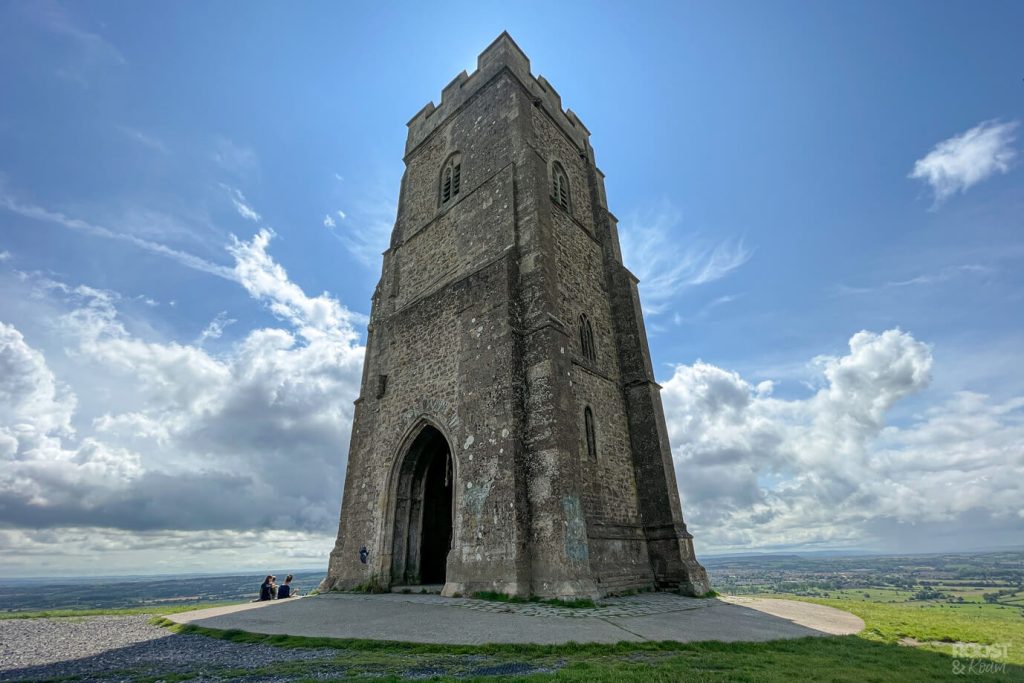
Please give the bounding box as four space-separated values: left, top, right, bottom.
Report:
406 32 593 156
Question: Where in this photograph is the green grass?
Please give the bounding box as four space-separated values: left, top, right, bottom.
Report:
151 617 1024 681
789 596 1024 666
0 601 243 620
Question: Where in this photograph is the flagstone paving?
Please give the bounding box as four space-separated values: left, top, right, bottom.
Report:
168 592 864 645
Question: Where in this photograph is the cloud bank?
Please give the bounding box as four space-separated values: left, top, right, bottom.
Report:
0 231 364 546
664 329 1024 552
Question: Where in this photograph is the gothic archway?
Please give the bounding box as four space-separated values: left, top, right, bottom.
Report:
390 424 454 586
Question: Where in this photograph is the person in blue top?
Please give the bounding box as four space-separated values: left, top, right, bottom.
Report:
277 574 296 598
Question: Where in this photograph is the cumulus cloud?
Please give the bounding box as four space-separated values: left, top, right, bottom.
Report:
0 232 365 543
619 201 751 315
0 322 76 439
228 228 359 344
663 329 1024 552
910 120 1018 205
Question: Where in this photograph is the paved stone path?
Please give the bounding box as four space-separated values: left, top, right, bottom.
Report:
0 595 864 681
396 590 712 618
170 592 864 645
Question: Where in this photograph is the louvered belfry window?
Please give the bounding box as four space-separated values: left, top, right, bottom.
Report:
441 154 461 205
552 163 570 211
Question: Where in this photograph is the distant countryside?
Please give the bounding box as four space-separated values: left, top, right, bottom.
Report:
4 552 1022 670
5 552 1021 616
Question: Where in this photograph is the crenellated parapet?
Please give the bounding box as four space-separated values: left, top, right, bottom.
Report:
406 32 594 158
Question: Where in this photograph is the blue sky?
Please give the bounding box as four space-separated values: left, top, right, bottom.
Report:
1 1 1021 574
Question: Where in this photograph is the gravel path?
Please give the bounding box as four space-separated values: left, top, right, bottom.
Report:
0 615 557 682
0 615 338 682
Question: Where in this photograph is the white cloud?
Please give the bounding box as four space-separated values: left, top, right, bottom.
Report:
0 250 10 262
227 228 359 344
837 263 995 296
618 201 752 315
322 166 398 268
196 311 236 345
0 322 76 438
118 126 168 154
221 185 261 222
0 527 333 576
20 0 125 86
662 329 1024 553
0 233 365 551
910 120 1018 205
323 210 346 230
0 193 236 281
27 0 125 64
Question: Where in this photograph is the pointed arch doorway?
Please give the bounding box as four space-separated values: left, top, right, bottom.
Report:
390 424 454 587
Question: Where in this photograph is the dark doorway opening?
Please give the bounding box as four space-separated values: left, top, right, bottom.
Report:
390 425 453 586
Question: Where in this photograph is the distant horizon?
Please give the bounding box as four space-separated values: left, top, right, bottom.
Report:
9 545 1024 583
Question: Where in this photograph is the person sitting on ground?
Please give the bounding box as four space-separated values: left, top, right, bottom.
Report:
259 575 274 601
277 574 296 598
270 575 278 599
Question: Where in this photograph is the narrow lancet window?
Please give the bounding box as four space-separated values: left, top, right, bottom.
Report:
579 314 595 362
584 407 597 461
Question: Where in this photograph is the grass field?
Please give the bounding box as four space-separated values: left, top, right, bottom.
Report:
153 612 1023 681
794 595 1024 666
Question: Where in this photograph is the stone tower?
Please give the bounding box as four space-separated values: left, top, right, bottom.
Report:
322 33 709 599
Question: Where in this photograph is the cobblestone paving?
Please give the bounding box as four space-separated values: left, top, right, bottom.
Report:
391 591 709 618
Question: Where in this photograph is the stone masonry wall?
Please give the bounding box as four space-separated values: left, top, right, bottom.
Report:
326 33 707 598
530 107 595 230
395 167 516 310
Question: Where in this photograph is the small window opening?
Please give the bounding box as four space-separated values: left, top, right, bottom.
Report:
584 407 597 461
376 374 389 399
440 155 462 206
579 314 595 362
552 163 570 211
